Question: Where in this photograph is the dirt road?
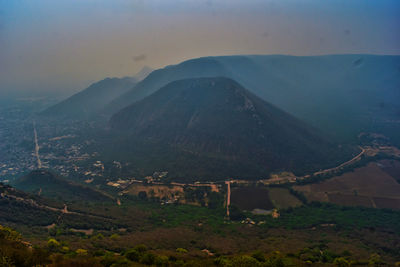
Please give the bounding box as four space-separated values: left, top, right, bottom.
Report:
33 122 42 169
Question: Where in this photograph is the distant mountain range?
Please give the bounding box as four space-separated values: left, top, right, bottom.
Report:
134 66 154 82
108 77 355 180
40 54 400 179
44 55 400 144
42 66 153 119
107 55 400 144
42 77 137 119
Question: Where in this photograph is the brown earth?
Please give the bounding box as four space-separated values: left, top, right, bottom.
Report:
294 161 400 209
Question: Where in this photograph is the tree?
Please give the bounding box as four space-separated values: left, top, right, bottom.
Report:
251 251 266 262
368 253 384 266
138 191 148 200
0 255 13 267
229 205 245 221
140 253 155 265
231 255 260 267
208 192 223 209
47 238 60 250
124 249 140 262
334 257 351 267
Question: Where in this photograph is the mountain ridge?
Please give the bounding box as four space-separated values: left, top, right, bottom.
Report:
42 76 137 119
106 54 400 144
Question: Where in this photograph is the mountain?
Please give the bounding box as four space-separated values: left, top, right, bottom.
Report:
42 76 137 119
134 66 153 81
109 77 355 181
107 55 400 144
105 57 228 115
12 170 113 203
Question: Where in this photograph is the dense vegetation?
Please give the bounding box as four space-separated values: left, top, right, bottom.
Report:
1 222 398 266
2 178 400 266
12 170 114 203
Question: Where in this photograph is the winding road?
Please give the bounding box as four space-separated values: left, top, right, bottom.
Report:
313 147 365 176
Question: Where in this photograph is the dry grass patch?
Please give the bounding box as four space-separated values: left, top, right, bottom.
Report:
268 187 302 209
294 162 400 209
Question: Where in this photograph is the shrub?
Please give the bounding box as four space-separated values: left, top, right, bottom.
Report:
76 249 88 255
368 253 384 266
0 225 21 241
333 257 351 267
134 244 147 253
154 255 169 267
176 248 188 253
251 251 266 262
0 255 14 267
124 249 140 262
140 253 155 265
110 233 120 240
231 255 260 267
229 205 246 221
47 238 60 249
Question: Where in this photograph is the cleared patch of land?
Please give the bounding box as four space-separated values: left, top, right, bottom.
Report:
268 187 302 209
231 187 274 211
378 159 400 183
123 183 184 200
230 186 302 211
294 161 400 210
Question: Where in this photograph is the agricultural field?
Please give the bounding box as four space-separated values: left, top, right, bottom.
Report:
123 183 184 201
231 187 274 211
230 186 302 211
268 187 302 209
378 159 400 183
294 161 400 210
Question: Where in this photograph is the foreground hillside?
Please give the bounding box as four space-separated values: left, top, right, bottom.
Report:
1 157 400 266
108 55 400 144
1 184 400 266
109 77 355 180
0 182 116 232
12 170 114 203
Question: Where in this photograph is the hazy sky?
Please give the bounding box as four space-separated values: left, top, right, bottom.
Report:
0 0 399 95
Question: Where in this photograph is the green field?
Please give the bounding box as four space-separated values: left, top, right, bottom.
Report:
268 187 302 209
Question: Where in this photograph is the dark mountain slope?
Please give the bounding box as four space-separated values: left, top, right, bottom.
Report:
107 55 400 144
42 77 137 119
109 77 354 181
12 170 113 203
105 58 229 114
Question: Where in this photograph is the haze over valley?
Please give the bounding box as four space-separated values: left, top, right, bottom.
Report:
1 1 400 266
